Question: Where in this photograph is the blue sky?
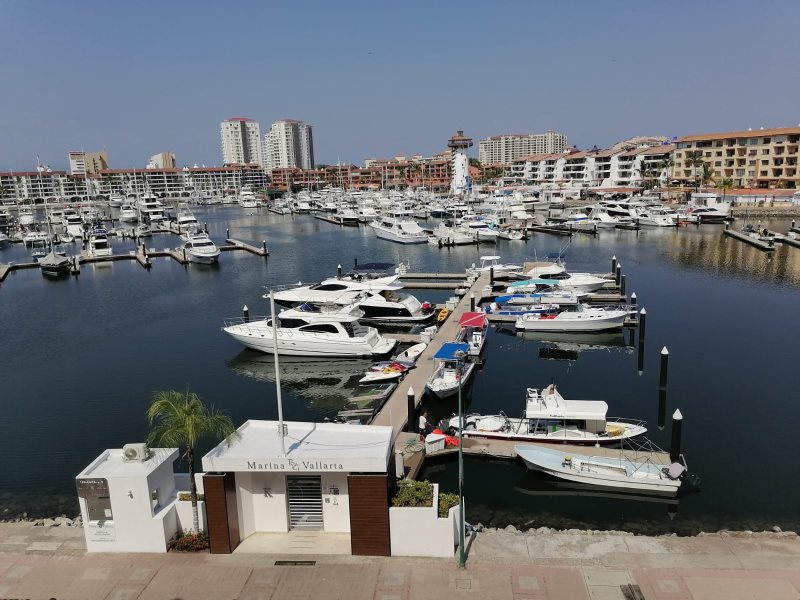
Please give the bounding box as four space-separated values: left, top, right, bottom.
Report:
1 0 798 171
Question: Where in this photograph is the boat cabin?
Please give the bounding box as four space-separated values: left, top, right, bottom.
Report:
457 312 488 356
524 385 609 435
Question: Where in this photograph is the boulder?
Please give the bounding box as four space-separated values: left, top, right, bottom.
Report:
53 516 72 527
42 518 56 527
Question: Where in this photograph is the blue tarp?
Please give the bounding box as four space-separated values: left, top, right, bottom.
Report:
433 342 470 361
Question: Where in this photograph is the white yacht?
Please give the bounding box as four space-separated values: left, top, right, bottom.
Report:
22 230 51 246
87 228 112 257
64 212 85 238
369 216 428 244
18 207 35 226
176 205 199 232
119 204 138 222
272 275 403 306
511 271 609 294
138 196 167 224
429 223 476 245
355 289 436 323
467 255 523 278
441 384 646 445
222 303 396 357
108 193 125 208
181 232 220 264
238 190 258 208
515 304 629 332
425 342 476 399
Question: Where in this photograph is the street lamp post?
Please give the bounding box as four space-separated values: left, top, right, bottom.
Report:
455 350 466 568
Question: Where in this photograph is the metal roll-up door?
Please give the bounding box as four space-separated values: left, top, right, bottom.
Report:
286 475 323 529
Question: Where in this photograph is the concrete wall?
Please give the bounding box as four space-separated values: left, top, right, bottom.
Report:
175 500 207 533
321 473 350 533
389 484 460 558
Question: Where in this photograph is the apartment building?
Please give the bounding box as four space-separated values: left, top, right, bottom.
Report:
220 117 264 167
478 131 567 165
672 126 800 189
147 152 176 169
68 151 109 175
263 119 314 172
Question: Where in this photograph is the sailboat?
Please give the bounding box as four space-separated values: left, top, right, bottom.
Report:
39 192 71 277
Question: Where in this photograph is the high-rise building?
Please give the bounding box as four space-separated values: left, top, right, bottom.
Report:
220 118 263 166
478 131 567 165
147 152 176 169
68 151 109 175
263 119 314 172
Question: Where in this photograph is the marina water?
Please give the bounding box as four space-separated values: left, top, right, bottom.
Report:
1 208 798 534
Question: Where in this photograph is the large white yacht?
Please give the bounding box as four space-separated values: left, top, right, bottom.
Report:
87 228 112 257
138 195 167 224
176 205 200 232
119 204 138 223
222 303 396 357
369 216 428 244
181 232 220 264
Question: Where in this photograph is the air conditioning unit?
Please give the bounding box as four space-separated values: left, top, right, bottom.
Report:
122 443 150 462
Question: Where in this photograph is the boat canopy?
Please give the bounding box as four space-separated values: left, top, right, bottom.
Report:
458 312 486 328
509 279 556 288
480 255 501 261
433 342 470 361
400 222 424 233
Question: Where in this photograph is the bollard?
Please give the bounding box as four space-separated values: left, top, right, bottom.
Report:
630 292 637 309
620 274 626 298
489 267 494 286
470 293 475 312
226 227 230 239
670 409 683 463
406 387 416 434
615 263 622 286
337 264 342 277
725 222 729 230
243 305 250 323
792 219 796 229
182 248 187 263
611 255 617 274
659 346 669 389
262 240 267 255
204 222 209 234
638 308 647 346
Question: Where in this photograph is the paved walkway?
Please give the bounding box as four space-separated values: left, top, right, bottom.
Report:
1 522 799 599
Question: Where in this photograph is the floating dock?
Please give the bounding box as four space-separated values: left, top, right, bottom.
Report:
722 228 775 251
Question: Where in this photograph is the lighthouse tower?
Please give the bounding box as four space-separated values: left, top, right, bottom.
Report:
448 130 473 197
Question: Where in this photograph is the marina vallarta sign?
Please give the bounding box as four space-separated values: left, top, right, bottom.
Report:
246 459 344 472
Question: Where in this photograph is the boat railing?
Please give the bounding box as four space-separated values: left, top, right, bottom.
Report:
223 316 271 333
605 416 647 429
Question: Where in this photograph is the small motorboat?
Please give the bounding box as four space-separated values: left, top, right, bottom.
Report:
395 342 427 362
425 342 476 399
515 304 629 333
515 443 689 496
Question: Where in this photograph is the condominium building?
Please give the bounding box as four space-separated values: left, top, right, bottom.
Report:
147 152 176 169
672 126 800 189
68 151 109 175
478 131 567 165
263 119 314 172
220 118 263 166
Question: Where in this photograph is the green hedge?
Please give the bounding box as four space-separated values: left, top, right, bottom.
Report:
392 480 460 518
438 492 459 518
178 493 204 501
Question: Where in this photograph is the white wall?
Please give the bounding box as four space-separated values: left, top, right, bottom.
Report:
321 473 350 533
175 500 207 533
236 472 289 538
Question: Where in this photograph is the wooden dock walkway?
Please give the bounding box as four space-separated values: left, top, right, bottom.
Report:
223 238 269 256
723 228 775 251
371 271 490 440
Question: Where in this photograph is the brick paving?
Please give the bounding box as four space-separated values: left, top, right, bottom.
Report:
0 522 798 599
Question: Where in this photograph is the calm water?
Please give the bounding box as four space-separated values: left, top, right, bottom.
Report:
1 208 798 533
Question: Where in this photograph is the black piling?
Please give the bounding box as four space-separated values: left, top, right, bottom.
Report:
638 308 647 346
262 240 268 255
611 255 617 274
406 387 416 433
615 263 622 286
658 346 669 430
204 222 209 234
337 264 342 277
470 293 475 312
670 409 683 463
659 346 669 389
620 274 626 298
489 267 495 286
226 227 230 239
243 305 250 323
630 292 637 309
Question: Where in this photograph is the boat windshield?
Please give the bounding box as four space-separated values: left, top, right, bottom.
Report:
192 241 215 248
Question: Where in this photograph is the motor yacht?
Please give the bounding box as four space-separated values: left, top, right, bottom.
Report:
64 213 85 238
108 193 125 208
176 205 199 233
429 223 476 246
467 255 523 278
369 216 428 244
87 228 112 257
181 232 220 264
119 204 138 223
440 384 647 445
222 303 396 357
272 274 403 306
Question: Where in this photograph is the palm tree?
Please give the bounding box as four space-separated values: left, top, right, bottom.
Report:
147 389 238 533
699 163 716 190
684 151 705 192
718 177 734 203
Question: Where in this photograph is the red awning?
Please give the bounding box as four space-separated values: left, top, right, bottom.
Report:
458 312 486 328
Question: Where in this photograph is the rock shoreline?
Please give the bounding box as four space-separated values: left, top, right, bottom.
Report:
474 523 799 539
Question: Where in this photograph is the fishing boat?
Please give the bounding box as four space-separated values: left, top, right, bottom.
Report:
222 303 396 357
456 312 488 356
181 232 220 264
425 342 476 399
514 443 688 495
440 384 646 445
466 255 523 278
511 271 609 294
516 304 628 332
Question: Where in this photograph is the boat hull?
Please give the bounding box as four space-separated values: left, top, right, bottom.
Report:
224 325 396 357
516 313 627 332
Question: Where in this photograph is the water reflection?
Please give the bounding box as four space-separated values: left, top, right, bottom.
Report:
514 472 681 507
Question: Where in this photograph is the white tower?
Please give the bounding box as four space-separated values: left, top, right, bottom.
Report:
448 130 473 196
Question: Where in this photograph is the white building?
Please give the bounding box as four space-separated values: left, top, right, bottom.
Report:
448 130 473 196
479 131 567 165
263 119 315 172
220 117 264 167
68 151 108 175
